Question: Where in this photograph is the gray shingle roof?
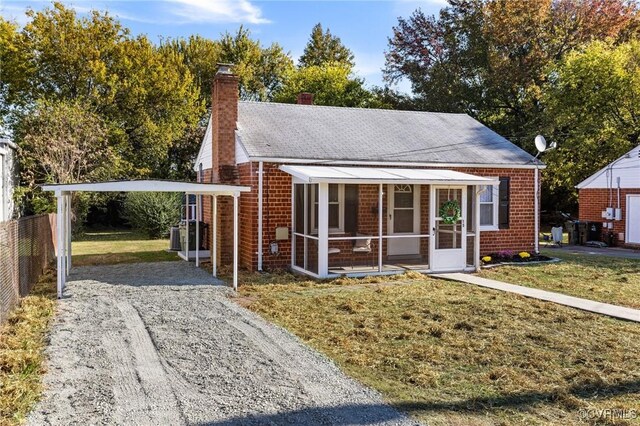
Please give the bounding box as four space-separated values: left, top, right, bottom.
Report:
236 102 536 165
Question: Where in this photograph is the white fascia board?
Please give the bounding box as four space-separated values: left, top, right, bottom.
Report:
257 156 545 169
41 180 250 194
281 165 499 186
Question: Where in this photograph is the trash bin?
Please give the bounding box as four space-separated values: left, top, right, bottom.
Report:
565 221 578 245
587 221 602 242
179 220 207 251
577 221 589 245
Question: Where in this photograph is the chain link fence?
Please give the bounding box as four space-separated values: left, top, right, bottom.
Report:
0 214 56 323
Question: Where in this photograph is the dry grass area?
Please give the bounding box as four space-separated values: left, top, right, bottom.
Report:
240 272 640 425
0 270 56 426
72 229 177 266
479 250 640 309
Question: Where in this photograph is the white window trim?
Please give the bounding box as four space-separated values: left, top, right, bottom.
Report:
311 184 345 234
479 183 499 231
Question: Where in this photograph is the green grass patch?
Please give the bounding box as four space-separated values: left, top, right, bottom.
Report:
0 270 57 425
479 250 640 309
72 228 177 266
241 273 640 425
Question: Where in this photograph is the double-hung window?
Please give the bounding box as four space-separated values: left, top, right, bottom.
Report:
311 184 345 233
478 177 510 230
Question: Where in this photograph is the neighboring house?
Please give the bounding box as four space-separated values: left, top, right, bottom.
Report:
577 145 640 247
194 66 541 278
0 138 17 222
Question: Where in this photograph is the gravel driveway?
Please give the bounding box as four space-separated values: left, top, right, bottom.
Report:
28 262 417 425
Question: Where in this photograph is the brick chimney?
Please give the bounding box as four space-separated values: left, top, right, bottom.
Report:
296 92 314 105
212 63 239 183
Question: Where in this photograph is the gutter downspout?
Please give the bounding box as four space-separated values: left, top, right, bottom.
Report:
257 161 264 271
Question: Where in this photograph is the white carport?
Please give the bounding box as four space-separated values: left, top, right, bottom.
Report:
42 180 250 298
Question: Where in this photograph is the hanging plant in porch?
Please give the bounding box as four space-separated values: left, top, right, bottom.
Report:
439 199 461 224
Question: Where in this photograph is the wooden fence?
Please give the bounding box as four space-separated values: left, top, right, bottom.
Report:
0 214 56 323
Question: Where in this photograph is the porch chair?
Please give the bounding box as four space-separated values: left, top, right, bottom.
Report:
352 234 373 270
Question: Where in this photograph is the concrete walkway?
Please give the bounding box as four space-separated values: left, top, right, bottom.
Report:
432 273 640 323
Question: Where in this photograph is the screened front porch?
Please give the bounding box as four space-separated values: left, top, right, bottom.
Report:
283 166 499 279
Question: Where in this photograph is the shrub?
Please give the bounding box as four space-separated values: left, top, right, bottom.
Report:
123 192 181 238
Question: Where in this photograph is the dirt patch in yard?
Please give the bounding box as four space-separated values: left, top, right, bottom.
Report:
27 262 416 425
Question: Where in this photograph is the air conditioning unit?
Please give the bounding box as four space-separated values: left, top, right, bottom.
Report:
169 226 181 251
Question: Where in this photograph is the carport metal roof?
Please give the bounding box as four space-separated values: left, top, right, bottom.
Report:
43 180 250 298
42 179 250 196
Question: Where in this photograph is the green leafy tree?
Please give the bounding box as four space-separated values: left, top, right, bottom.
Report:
218 27 294 101
274 63 380 108
299 23 355 69
385 0 639 140
16 99 111 221
2 2 203 180
541 40 640 209
162 28 294 104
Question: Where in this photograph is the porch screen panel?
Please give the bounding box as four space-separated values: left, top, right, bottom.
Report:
294 184 304 234
344 185 358 234
393 184 414 233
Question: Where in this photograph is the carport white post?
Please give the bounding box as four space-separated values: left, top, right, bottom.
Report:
233 193 239 291
55 190 71 299
195 194 200 267
212 195 217 277
185 193 189 263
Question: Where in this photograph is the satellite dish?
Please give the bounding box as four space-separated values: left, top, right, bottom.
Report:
534 135 547 153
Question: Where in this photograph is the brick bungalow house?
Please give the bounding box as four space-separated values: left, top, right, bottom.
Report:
577 145 640 247
194 66 542 278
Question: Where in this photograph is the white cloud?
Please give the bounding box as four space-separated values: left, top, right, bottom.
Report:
0 4 32 26
166 0 270 24
0 0 271 26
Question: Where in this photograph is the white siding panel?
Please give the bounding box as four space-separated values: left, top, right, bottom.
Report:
194 117 213 171
577 146 640 189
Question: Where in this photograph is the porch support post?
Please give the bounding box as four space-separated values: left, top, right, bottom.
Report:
378 183 383 273
290 181 295 269
185 193 190 261
303 185 308 270
212 195 217 277
55 192 65 299
66 193 72 273
195 194 200 267
475 186 481 272
318 183 329 277
233 193 239 291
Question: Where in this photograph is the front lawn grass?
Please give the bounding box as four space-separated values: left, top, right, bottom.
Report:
0 270 56 425
72 228 177 266
241 273 640 425
479 250 640 309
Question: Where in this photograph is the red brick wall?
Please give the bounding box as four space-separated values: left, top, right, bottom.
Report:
579 188 640 247
205 162 538 271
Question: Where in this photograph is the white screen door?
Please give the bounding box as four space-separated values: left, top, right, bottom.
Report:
387 184 420 256
430 186 466 271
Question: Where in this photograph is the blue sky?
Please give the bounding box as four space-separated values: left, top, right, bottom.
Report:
1 0 446 92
